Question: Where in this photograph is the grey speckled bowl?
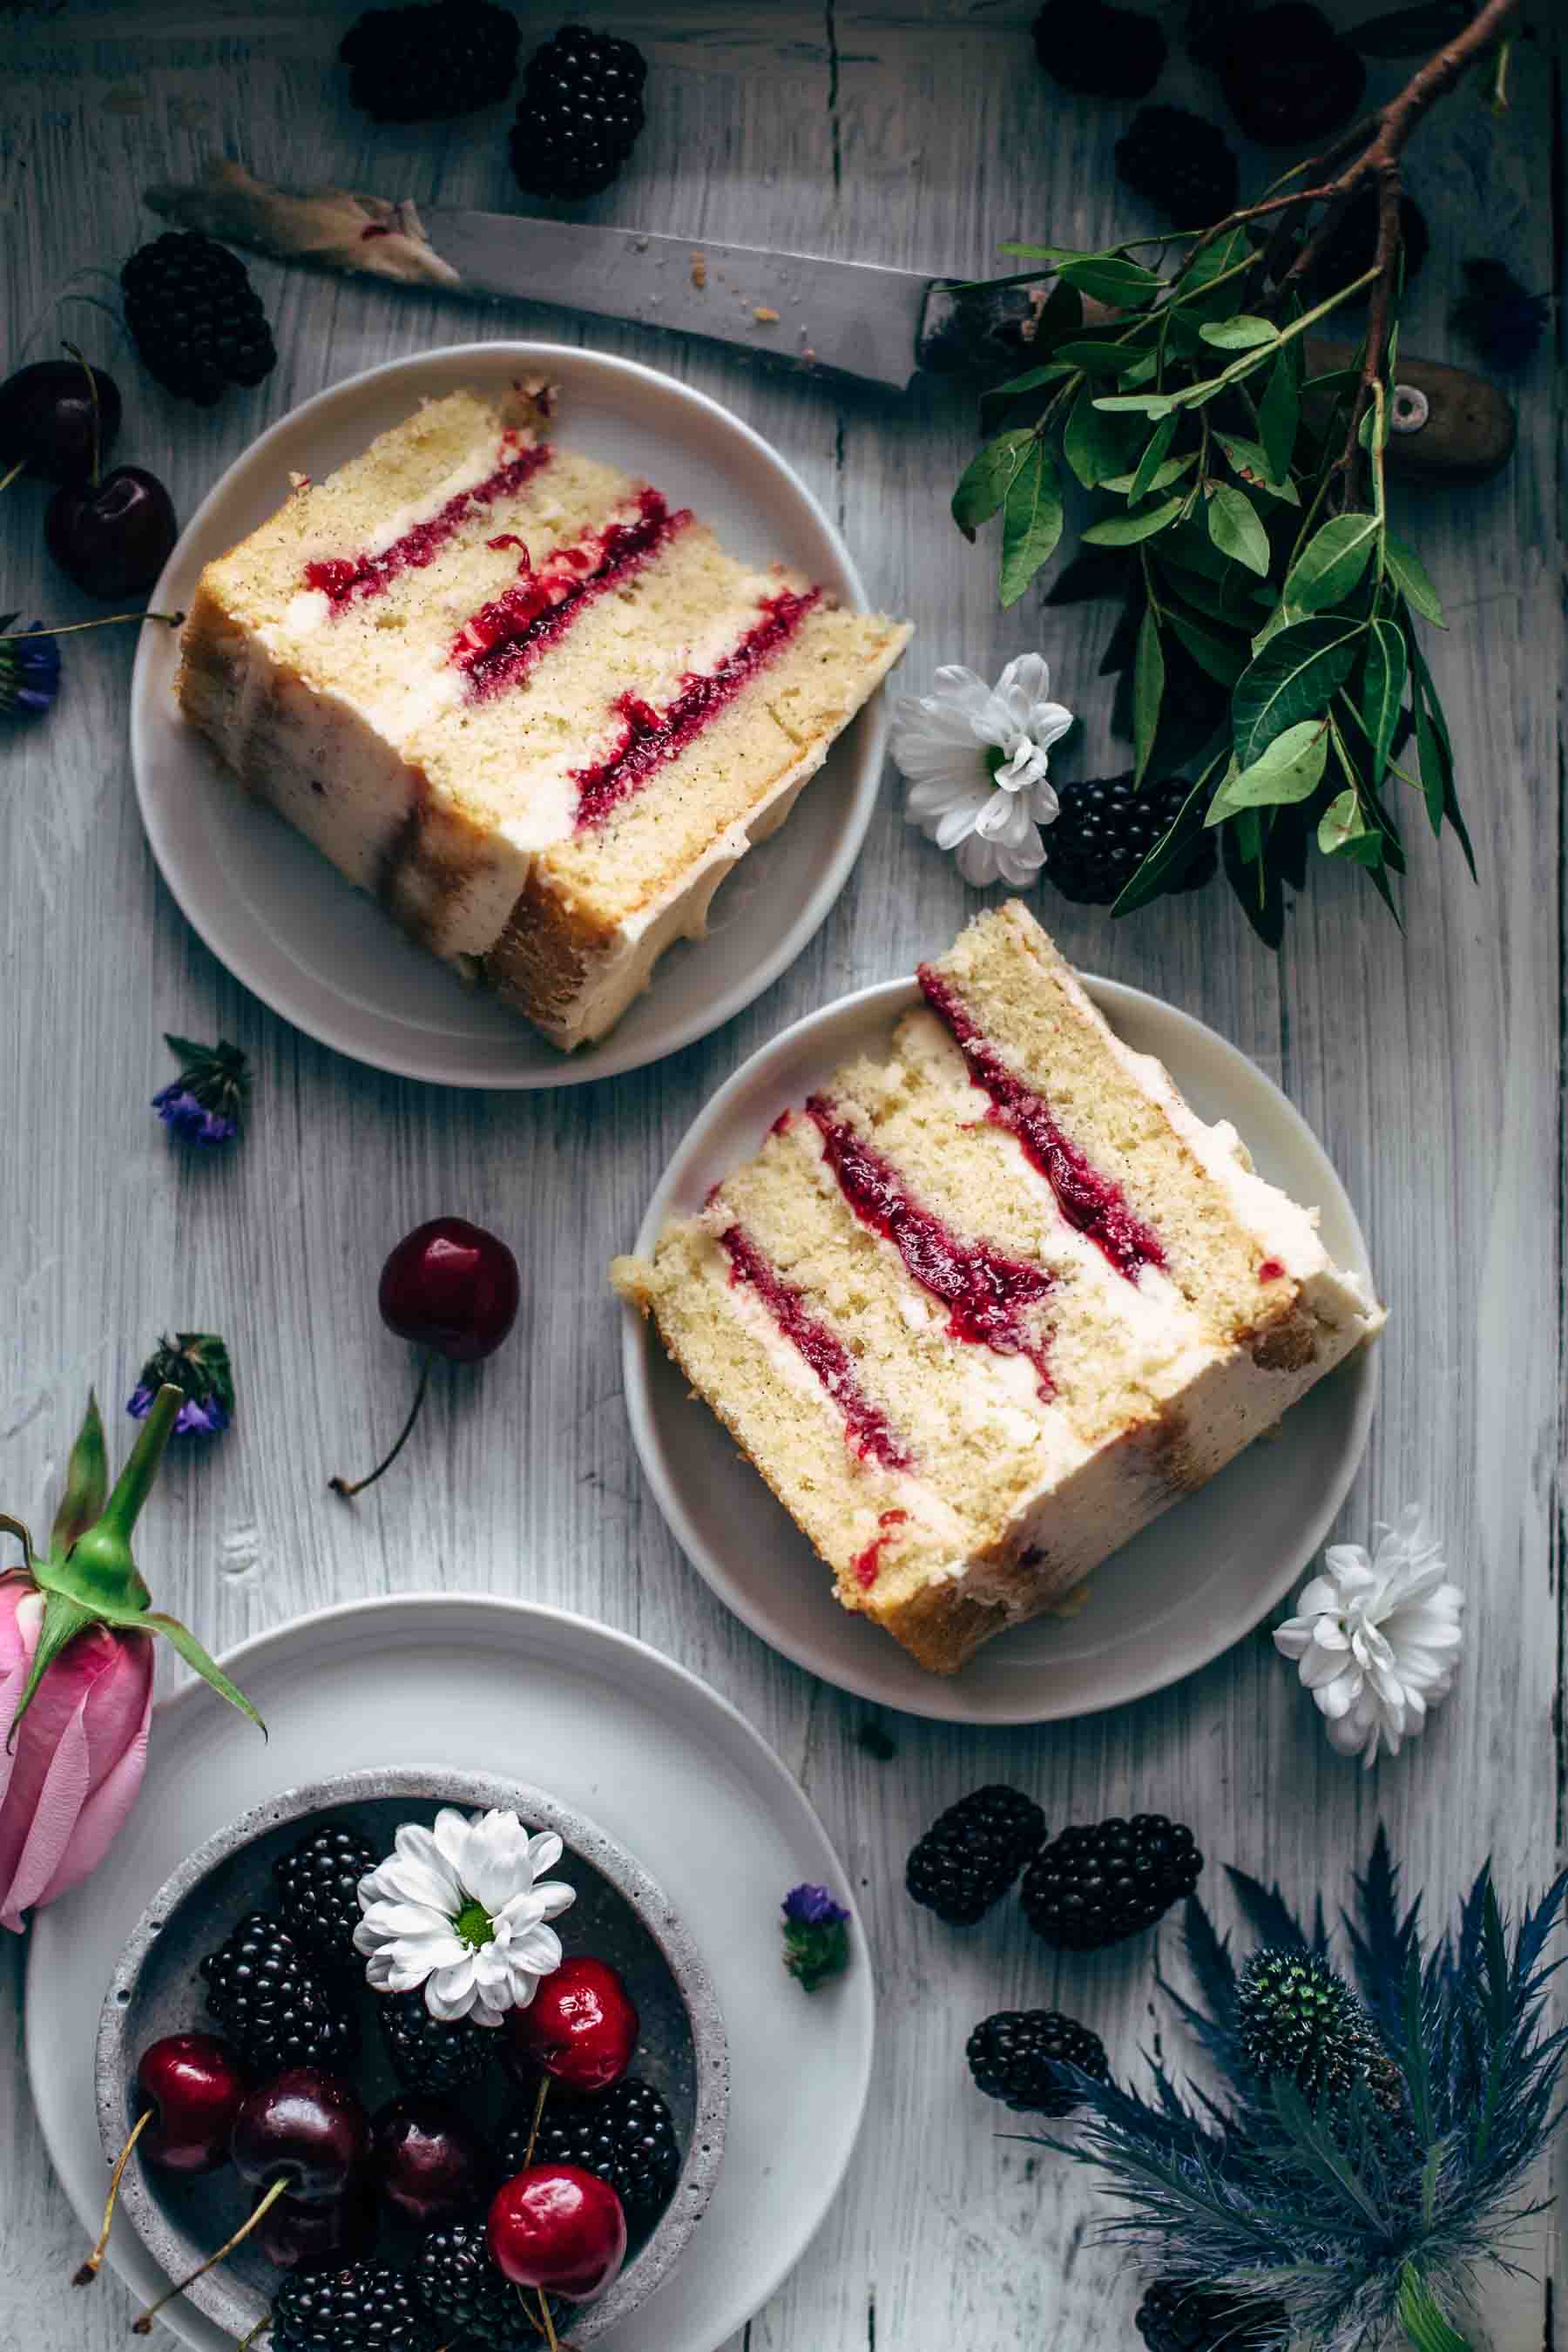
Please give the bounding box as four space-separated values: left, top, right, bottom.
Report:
94 1767 728 2343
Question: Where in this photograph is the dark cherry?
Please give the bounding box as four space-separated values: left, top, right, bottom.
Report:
488 2164 627 2302
76 2034 247 2286
378 1217 521 1362
330 1216 520 1497
503 1957 639 2096
371 2095 492 2228
45 464 178 599
0 357 122 483
253 2175 377 2270
230 2068 370 2204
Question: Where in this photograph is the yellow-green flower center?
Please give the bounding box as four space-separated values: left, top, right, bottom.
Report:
453 1898 494 1951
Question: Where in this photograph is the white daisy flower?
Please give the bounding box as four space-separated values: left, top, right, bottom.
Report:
354 1806 576 2025
1274 1505 1464 1768
892 652 1075 888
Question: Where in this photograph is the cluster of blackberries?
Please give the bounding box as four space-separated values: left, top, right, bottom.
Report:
120 233 276 408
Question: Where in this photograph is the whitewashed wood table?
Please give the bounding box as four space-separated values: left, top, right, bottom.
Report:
2 6 1563 2346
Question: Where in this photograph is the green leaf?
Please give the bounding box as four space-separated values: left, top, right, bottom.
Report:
1208 719 1328 822
977 360 1075 429
1199 314 1279 350
1165 606 1248 686
1318 787 1367 854
1396 2264 1473 2352
1104 448 1196 499
1119 351 1160 387
1112 760 1225 916
1132 607 1164 787
1258 353 1301 489
1385 531 1446 626
1124 415 1180 506
1233 617 1365 766
143 1610 267 1736
51 1392 109 1555
998 439 1064 607
1415 698 1449 840
1283 512 1382 612
1206 483 1271 578
1053 339 1146 375
1180 226 1251 293
1082 492 1186 548
1064 382 1138 490
1360 618 1407 784
951 429 1034 539
1092 391 1181 418
1057 254 1163 307
1215 433 1299 504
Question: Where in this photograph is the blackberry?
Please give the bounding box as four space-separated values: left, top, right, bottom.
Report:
1115 107 1238 233
1237 1948 1406 2120
1031 0 1167 102
272 2261 436 2352
502 2076 682 2220
906 1786 1045 1926
378 1986 488 2095
1220 3 1364 145
1021 1815 1202 1950
340 0 521 125
1296 190 1429 307
1136 2278 1283 2351
274 1821 378 1973
509 25 647 200
199 1913 357 2074
1044 773 1216 907
965 2010 1109 2116
416 2218 538 2350
120 233 276 408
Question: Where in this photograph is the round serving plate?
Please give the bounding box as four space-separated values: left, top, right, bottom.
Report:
130 341 894 1088
27 1597 874 2352
620 973 1380 1727
95 1766 728 2344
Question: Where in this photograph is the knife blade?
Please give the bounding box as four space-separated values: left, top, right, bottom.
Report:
145 162 1515 480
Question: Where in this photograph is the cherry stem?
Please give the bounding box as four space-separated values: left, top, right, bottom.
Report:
73 2105 152 2284
0 612 185 642
330 1349 432 1500
130 2175 289 2334
63 341 100 489
0 458 25 497
236 2319 270 2352
522 2072 550 2166
537 2292 560 2352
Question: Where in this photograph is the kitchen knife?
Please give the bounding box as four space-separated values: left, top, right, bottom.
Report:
145 161 1515 482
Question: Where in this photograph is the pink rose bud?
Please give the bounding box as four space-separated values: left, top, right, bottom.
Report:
0 1585 153 1930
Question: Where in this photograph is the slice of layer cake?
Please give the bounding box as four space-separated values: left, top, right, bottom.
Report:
177 383 911 1050
612 903 1384 1674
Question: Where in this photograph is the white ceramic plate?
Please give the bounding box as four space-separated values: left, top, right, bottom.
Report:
621 976 1380 1726
131 342 892 1088
25 1596 874 2352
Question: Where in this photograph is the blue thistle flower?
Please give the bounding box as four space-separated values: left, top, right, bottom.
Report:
127 1334 234 1439
0 618 62 720
152 1035 248 1146
781 1882 851 1990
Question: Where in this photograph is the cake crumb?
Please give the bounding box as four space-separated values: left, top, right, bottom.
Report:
753 306 781 325
690 251 707 290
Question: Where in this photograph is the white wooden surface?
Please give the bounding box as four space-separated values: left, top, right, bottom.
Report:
2 7 1563 2347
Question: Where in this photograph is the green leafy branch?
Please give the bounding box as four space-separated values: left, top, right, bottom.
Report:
951 0 1518 943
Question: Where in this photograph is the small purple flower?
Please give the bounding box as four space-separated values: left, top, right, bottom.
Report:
152 1083 239 1147
783 1883 850 1929
781 1882 851 1992
152 1037 249 1148
127 1333 234 1441
0 618 61 720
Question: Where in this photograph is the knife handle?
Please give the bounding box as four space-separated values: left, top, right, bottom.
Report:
923 279 1516 485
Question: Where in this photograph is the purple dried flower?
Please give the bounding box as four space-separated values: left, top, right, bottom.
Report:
783 1882 850 1929
127 1334 234 1440
0 618 61 720
781 1882 851 1992
152 1083 239 1146
152 1036 248 1146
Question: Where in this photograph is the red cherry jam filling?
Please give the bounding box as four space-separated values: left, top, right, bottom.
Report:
718 1224 912 1472
807 1098 1055 1397
1258 1257 1285 1282
573 585 822 830
452 488 690 699
916 968 1167 1285
304 439 554 610
852 1509 908 1590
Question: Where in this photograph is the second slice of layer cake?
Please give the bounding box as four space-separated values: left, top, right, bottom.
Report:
177 383 911 1048
614 903 1384 1673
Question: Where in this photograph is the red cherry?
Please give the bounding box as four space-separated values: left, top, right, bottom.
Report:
330 1217 520 1498
503 1958 639 2095
378 1217 521 1362
253 2175 377 2270
0 356 122 484
75 2034 248 2287
45 464 178 599
371 2095 492 2227
487 2164 627 2302
230 2069 370 2204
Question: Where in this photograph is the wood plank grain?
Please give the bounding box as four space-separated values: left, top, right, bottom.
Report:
1 8 1561 2349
